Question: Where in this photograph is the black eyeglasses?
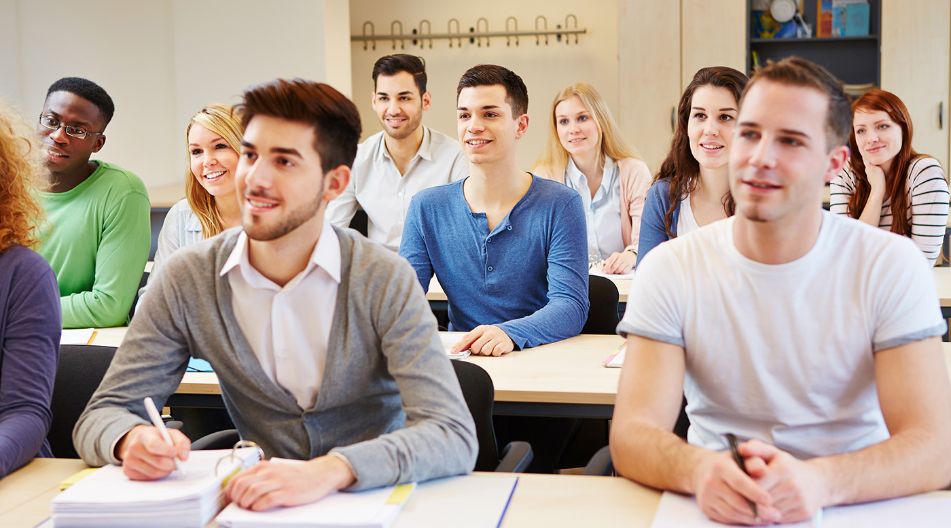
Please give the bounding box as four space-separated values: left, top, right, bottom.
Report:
38 114 104 140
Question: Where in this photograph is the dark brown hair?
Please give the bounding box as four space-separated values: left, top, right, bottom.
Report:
742 56 852 149
456 64 528 117
237 79 362 172
846 88 924 236
372 54 427 94
657 66 748 238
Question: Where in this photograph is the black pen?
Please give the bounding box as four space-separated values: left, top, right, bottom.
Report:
725 432 758 519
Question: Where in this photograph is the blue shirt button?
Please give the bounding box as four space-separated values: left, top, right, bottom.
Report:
507 225 512 231
487 266 494 272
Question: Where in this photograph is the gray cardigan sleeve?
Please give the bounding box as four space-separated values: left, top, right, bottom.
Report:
331 256 478 490
73 256 192 467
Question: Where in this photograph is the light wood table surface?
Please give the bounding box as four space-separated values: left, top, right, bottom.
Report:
90 329 624 418
427 275 632 303
0 459 660 528
933 267 951 308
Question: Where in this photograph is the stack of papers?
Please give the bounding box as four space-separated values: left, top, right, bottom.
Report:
52 448 260 528
217 459 415 528
60 328 97 345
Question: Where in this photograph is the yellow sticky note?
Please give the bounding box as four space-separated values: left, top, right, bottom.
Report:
385 483 416 505
59 468 100 491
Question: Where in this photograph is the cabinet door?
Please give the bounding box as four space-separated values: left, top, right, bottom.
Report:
881 0 950 170
680 0 747 88
617 0 682 172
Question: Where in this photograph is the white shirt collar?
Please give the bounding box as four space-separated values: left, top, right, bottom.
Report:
220 221 341 287
375 126 433 163
566 155 616 193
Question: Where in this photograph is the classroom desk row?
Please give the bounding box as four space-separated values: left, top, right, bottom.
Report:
0 458 663 527
87 329 951 421
90 328 624 419
427 275 633 304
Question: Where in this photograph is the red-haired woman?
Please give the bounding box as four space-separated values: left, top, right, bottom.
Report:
0 100 61 476
830 88 949 266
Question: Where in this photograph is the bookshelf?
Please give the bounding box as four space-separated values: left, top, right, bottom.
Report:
746 0 882 86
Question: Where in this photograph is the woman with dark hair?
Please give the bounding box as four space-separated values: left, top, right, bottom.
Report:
830 88 949 266
0 100 61 476
637 67 749 261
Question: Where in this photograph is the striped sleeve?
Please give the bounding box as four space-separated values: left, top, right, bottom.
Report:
828 168 854 215
907 157 949 266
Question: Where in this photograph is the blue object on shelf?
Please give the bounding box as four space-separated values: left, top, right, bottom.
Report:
844 3 870 37
774 19 798 39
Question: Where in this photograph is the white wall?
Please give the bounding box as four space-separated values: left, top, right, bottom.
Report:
349 0 619 171
0 0 352 190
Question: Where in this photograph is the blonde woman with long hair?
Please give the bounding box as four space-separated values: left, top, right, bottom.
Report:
138 104 243 307
534 83 651 274
0 100 61 474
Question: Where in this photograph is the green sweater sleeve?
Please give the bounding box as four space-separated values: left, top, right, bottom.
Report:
61 190 151 328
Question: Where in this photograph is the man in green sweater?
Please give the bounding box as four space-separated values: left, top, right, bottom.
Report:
37 77 150 328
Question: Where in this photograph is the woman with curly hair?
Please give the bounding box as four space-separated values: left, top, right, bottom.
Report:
0 100 61 476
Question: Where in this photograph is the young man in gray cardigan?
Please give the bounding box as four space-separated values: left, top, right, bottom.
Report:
74 79 477 511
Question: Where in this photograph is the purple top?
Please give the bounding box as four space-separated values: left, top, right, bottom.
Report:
0 245 60 476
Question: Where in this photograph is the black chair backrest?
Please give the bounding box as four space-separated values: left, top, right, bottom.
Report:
349 209 369 238
129 271 149 322
583 275 620 334
451 360 500 472
49 345 117 458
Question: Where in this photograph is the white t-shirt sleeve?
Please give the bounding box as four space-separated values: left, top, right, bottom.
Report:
867 235 946 351
617 245 686 347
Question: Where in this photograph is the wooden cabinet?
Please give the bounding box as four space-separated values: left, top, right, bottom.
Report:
881 0 950 170
617 0 746 172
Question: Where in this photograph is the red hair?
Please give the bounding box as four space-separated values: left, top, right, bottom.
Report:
847 88 923 236
0 102 44 252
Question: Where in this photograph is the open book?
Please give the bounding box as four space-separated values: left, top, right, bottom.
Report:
52 448 261 528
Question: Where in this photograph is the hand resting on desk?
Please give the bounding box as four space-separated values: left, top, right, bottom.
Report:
225 455 356 511
452 325 515 356
116 424 191 480
692 439 827 525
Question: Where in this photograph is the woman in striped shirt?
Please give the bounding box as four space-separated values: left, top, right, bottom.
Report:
830 88 949 266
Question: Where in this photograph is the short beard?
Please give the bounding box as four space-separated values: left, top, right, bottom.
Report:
243 193 324 242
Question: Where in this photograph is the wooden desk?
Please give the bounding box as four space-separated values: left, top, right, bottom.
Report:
91 329 623 419
934 268 951 310
0 458 660 527
0 458 85 526
427 276 632 303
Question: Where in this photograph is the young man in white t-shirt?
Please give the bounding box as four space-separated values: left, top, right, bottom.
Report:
611 57 951 525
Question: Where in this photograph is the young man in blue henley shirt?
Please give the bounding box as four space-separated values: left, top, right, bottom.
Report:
399 64 589 356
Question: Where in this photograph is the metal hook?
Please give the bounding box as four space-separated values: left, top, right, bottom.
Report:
565 14 580 44
390 20 404 50
362 21 376 51
418 19 432 48
534 16 549 46
476 17 489 47
448 18 461 48
505 16 519 47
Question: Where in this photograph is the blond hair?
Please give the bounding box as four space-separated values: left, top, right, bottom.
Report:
184 104 243 238
0 100 45 251
534 83 637 181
